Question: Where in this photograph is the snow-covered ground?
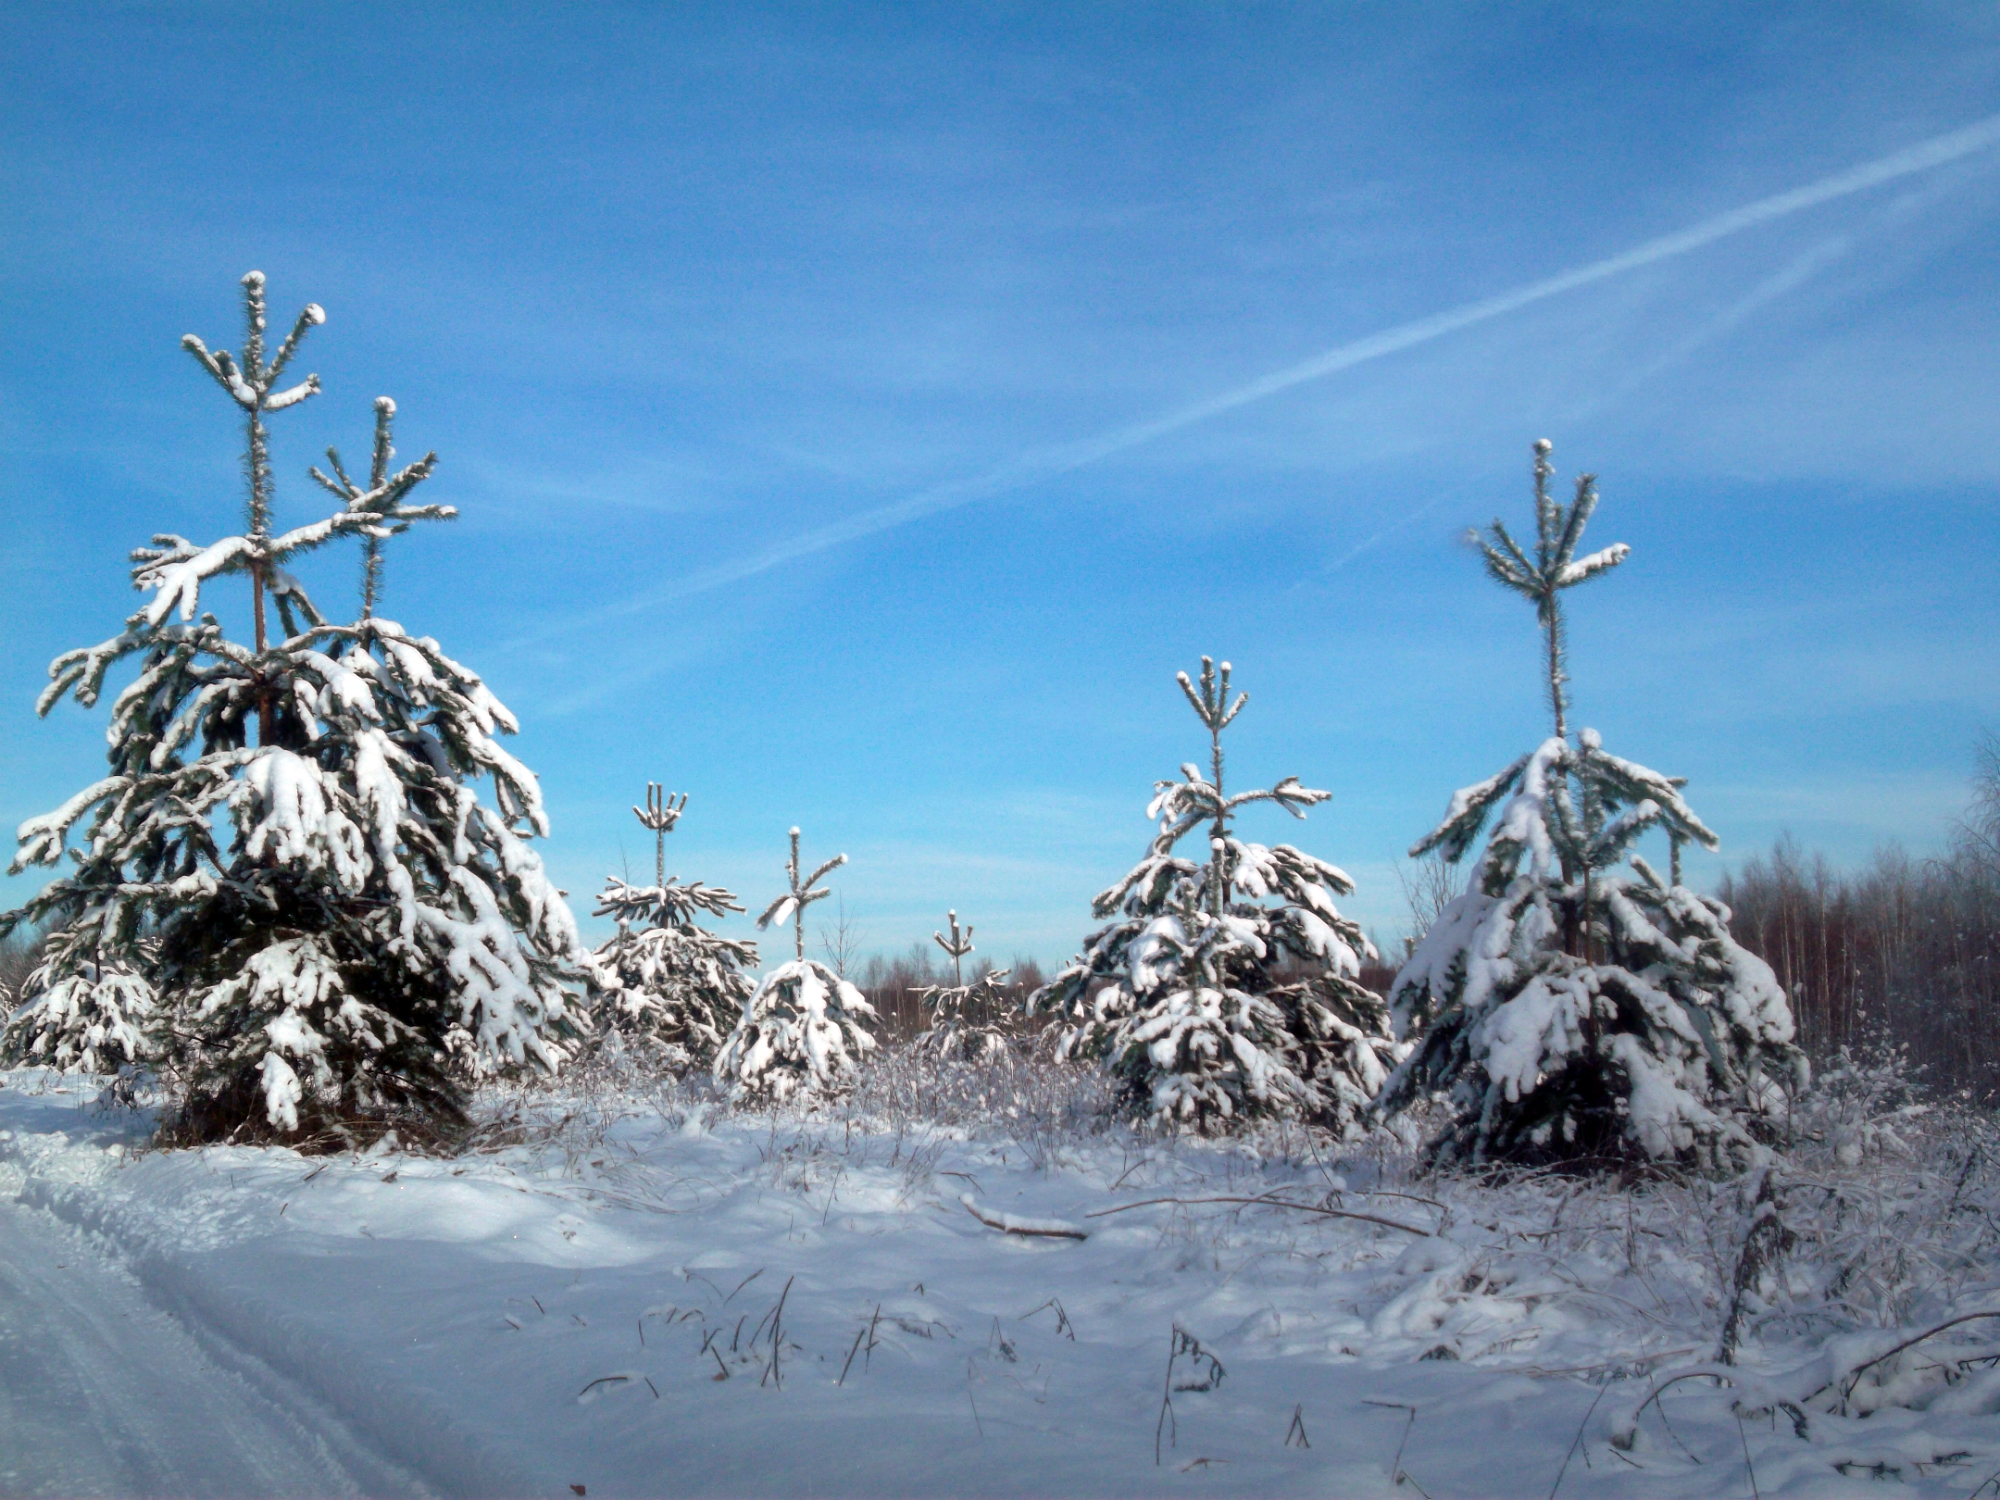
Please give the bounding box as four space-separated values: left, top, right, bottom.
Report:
0 1189 429 1498
1 1058 1995 1499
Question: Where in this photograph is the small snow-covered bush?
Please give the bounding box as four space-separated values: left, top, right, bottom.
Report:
714 959 877 1104
915 968 1017 1061
913 915 1019 1061
1785 1040 1928 1166
1596 1104 2000 1468
5 929 151 1076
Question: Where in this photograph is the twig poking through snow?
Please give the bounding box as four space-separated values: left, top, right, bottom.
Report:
837 1325 866 1386
1547 1380 1611 1499
760 1275 795 1388
1735 1410 1761 1500
1812 1310 2000 1411
1156 1325 1225 1464
1365 1402 1428 1497
1019 1297 1075 1339
636 1304 678 1347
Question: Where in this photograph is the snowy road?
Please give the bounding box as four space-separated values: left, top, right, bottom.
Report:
0 1195 426 1500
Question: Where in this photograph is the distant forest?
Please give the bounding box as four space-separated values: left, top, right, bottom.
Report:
1720 738 2000 1105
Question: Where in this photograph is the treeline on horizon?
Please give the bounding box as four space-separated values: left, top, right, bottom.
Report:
1718 741 2000 1105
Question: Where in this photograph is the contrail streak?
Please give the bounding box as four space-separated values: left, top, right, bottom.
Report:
542 112 2000 636
1294 231 1858 600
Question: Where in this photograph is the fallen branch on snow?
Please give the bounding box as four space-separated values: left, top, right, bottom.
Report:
959 1194 1088 1240
1085 1193 1428 1236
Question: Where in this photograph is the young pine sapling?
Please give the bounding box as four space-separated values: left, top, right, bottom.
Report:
1034 658 1394 1134
3 272 594 1144
1377 441 1807 1170
916 911 1015 1061
713 828 877 1103
592 785 757 1072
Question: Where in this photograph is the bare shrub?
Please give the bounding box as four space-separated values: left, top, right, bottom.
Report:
856 945 1046 1044
1393 850 1467 957
837 1040 1115 1139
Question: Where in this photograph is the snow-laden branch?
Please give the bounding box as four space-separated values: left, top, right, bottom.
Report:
1555 542 1630 587
133 534 254 625
1411 748 1537 863
595 877 744 927
39 628 151 714
1576 730 1719 851
178 286 324 413
960 1195 1088 1240
12 777 129 871
130 507 425 627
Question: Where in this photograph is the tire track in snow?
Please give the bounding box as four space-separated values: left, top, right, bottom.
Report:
0 1194 428 1499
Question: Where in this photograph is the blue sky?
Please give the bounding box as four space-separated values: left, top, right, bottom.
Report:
4 3 1999 968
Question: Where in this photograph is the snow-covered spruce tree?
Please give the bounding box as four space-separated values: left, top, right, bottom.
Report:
1 272 593 1143
915 910 1014 1061
712 828 876 1103
590 784 756 1070
1376 440 1807 1170
1 927 152 1076
1033 658 1394 1134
